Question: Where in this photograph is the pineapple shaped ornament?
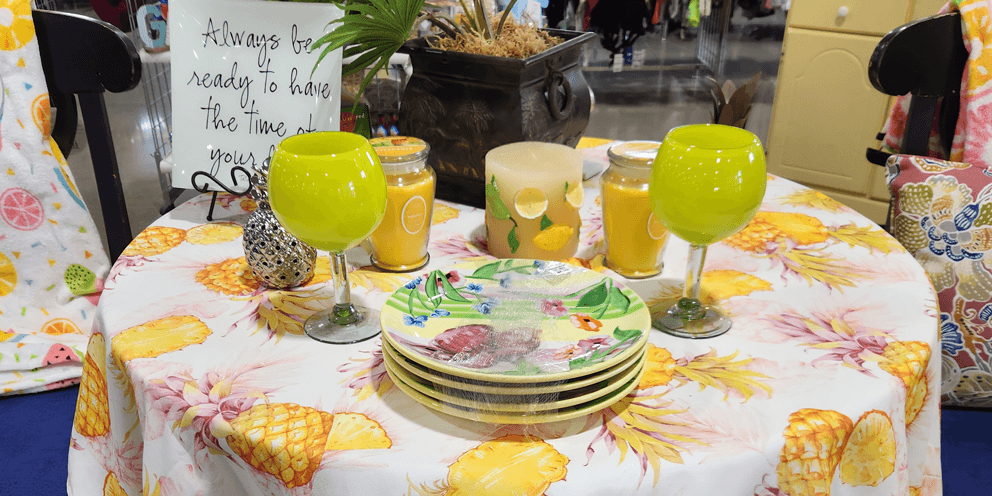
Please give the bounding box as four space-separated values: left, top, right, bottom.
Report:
243 159 317 289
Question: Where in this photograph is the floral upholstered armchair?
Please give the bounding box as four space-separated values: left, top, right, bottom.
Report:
872 2 992 407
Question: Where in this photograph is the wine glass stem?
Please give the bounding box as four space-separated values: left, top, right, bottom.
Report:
676 244 708 320
330 252 359 326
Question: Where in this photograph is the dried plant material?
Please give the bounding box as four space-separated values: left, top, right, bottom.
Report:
429 20 564 59
708 73 761 128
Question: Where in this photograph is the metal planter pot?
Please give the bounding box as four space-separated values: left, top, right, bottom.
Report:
399 29 596 208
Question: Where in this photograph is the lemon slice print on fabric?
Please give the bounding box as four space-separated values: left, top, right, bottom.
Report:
186 222 243 245
565 181 584 208
0 0 34 51
533 224 575 251
324 412 392 450
514 188 548 219
0 251 16 296
432 203 459 225
838 410 896 487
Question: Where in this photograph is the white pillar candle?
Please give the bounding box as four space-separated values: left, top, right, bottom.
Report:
485 142 583 260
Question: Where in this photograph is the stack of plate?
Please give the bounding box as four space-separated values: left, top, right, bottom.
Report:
379 259 652 424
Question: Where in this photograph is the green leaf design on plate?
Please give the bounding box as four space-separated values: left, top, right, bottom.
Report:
503 360 544 376
471 262 501 279
486 175 511 220
508 226 520 253
540 214 553 230
609 287 631 315
577 281 609 307
407 288 417 316
425 271 441 308
613 327 642 342
439 272 470 303
564 181 569 201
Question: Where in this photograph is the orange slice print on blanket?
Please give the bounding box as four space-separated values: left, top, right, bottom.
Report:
41 318 81 335
0 0 35 50
0 187 43 230
32 94 50 137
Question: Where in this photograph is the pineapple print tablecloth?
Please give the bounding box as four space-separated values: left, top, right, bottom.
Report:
67 141 941 496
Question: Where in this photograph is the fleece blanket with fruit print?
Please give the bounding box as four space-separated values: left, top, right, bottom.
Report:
880 0 992 164
0 0 109 394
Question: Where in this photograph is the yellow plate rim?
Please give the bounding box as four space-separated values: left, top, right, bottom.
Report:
388 357 645 425
382 339 644 395
384 342 645 411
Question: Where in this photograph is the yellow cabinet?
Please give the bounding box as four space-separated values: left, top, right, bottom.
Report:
767 0 950 225
767 29 890 194
788 0 911 35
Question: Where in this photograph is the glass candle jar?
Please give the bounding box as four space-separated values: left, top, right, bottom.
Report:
485 142 584 260
367 137 436 272
601 141 669 279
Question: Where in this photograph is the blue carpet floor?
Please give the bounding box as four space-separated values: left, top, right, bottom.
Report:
2 387 990 495
1 386 78 496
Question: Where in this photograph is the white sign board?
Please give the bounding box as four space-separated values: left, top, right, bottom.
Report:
170 0 343 190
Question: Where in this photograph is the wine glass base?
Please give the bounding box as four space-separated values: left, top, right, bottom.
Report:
653 305 732 339
304 306 381 344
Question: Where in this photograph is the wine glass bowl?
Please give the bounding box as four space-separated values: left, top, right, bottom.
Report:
268 131 388 344
269 132 387 252
649 124 767 338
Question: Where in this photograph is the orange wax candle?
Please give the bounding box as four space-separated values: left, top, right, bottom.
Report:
367 137 435 272
601 141 669 279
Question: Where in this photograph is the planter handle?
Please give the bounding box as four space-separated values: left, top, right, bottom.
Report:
546 69 572 121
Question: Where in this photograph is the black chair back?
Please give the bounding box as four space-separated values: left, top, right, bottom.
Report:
34 9 142 261
868 11 968 159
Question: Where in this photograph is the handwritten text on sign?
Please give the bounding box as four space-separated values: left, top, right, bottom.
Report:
170 0 342 190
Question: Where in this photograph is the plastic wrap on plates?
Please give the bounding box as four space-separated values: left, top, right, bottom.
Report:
379 259 652 424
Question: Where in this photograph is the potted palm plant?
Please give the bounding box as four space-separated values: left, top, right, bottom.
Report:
312 0 596 207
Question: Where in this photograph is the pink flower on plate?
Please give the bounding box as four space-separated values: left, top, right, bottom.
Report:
538 299 568 317
445 270 462 284
578 336 611 351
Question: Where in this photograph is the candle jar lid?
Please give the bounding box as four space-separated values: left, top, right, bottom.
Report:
369 136 430 165
607 141 662 168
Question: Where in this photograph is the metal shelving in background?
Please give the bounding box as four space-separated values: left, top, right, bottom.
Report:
125 0 178 214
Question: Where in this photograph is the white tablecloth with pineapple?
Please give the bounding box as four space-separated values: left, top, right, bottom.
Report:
66 139 941 496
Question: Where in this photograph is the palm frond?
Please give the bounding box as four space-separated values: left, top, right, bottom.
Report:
313 0 426 105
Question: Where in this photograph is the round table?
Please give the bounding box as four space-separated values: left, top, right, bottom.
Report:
67 140 941 496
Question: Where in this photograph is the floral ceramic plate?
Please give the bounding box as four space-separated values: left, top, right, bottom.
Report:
381 339 645 395
380 259 652 383
383 343 645 413
388 355 643 425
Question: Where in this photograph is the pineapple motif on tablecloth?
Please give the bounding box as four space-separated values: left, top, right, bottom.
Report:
144 365 394 494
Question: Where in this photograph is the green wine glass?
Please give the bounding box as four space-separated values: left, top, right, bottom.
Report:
649 124 767 338
268 131 388 344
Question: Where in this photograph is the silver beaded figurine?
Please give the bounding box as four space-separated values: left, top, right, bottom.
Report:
243 159 317 289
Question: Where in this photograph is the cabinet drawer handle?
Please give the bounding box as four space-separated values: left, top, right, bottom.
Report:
837 6 850 17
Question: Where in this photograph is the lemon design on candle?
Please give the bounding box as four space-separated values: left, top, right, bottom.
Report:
565 180 584 208
533 224 575 251
514 188 549 219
